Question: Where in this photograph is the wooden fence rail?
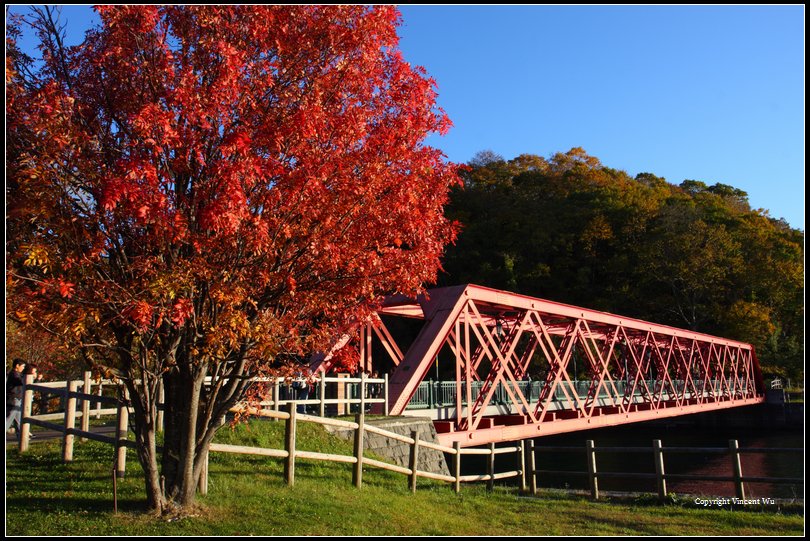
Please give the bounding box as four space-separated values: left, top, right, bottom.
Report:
18 373 526 494
203 405 527 495
18 371 388 474
20 371 389 427
17 374 799 501
18 370 388 440
532 440 804 500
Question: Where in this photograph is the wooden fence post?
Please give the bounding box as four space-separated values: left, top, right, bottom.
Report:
284 403 297 486
63 380 79 462
518 440 527 492
115 387 129 478
409 430 420 493
19 374 34 453
730 439 745 499
360 372 367 414
273 378 281 420
335 374 344 416
453 441 462 493
81 371 91 435
653 439 667 500
487 442 496 492
528 439 537 495
156 379 165 433
353 412 365 488
95 380 103 419
586 440 599 500
319 376 326 418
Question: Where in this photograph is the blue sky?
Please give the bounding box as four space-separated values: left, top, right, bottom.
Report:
8 5 805 228
398 5 804 229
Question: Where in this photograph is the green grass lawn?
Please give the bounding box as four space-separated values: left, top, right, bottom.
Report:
5 419 804 536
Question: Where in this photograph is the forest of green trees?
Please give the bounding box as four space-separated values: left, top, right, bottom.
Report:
439 148 804 381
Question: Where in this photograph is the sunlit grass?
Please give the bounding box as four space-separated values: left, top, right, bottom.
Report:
5 419 804 536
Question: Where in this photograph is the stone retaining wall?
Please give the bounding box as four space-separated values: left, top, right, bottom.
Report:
325 416 450 476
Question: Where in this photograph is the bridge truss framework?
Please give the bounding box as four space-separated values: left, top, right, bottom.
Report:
313 284 765 447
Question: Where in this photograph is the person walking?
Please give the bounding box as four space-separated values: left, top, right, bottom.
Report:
292 372 310 414
6 358 26 438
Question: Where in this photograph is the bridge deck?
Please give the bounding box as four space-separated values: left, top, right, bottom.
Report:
430 397 765 447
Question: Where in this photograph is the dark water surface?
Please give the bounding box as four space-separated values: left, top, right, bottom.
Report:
525 421 803 499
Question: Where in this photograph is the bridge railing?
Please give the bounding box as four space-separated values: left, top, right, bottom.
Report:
250 373 389 417
404 379 732 410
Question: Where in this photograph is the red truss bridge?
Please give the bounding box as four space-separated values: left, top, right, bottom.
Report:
311 284 765 448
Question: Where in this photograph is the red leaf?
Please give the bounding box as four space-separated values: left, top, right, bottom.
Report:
170 298 194 326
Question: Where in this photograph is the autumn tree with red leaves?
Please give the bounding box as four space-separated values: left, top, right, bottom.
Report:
6 6 458 513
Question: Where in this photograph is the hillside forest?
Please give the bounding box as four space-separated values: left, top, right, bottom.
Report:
438 148 803 382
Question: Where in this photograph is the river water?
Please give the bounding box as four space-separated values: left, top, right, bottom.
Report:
526 420 803 499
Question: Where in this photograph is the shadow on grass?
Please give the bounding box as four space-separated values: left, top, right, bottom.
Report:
6 495 148 514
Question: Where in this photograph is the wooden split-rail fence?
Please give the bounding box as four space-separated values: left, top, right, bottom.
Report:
534 440 803 501
14 373 803 500
208 405 529 495
15 372 528 494
16 371 392 469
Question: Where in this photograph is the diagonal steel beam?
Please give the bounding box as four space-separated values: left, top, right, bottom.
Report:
387 285 470 415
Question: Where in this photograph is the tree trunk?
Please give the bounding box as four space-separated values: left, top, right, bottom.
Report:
125 376 168 513
125 347 247 514
160 367 207 509
135 422 166 512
